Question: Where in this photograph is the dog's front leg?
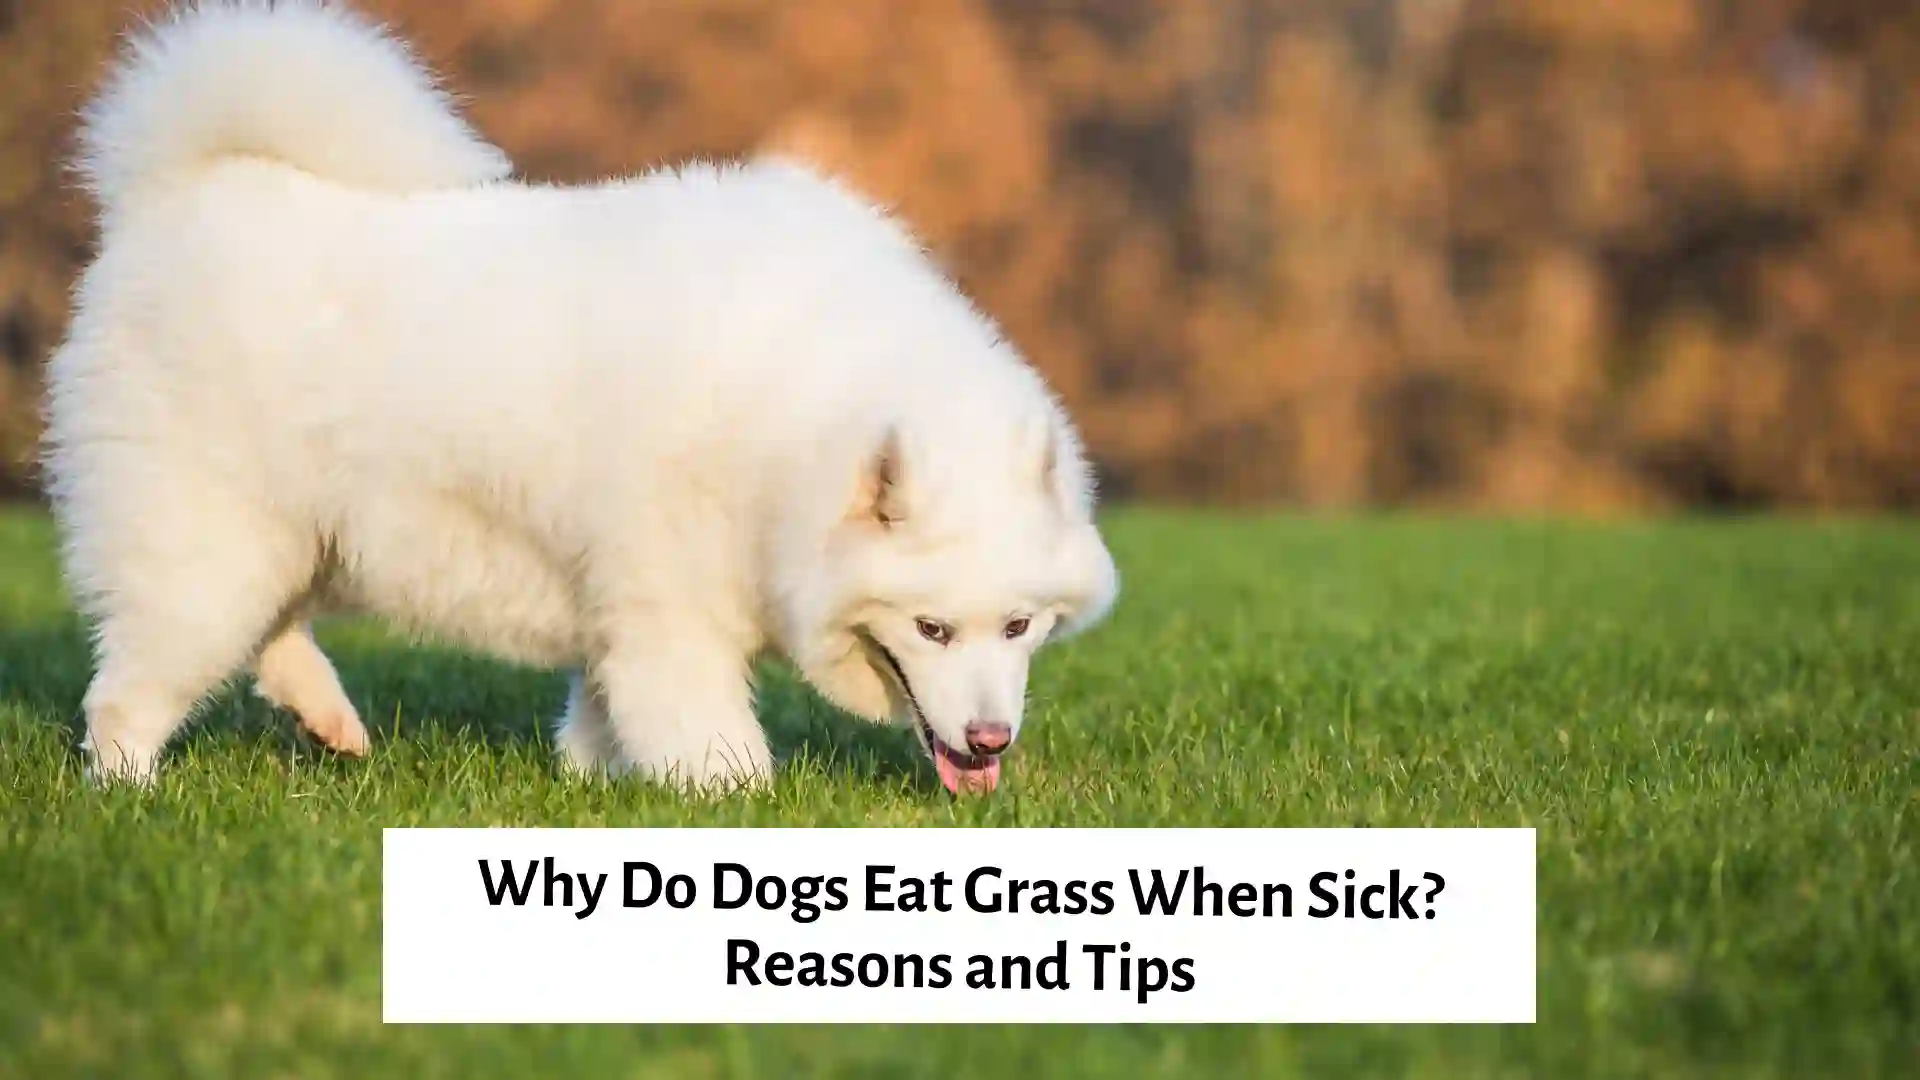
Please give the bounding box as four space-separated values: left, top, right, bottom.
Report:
589 627 771 794
553 672 624 779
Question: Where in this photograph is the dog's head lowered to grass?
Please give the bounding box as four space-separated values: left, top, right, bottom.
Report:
774 381 1118 796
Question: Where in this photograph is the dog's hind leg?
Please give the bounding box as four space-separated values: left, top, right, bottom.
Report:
255 621 368 757
68 482 317 785
553 672 622 778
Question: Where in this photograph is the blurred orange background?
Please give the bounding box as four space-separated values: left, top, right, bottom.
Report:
2 0 1916 511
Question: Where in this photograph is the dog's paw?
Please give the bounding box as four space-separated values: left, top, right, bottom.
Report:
302 706 370 757
82 732 161 788
555 736 631 781
624 738 774 796
555 713 625 780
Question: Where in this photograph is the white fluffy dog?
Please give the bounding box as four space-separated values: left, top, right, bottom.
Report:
46 1 1118 794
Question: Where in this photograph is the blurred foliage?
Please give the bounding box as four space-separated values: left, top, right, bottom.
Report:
2 0 1917 510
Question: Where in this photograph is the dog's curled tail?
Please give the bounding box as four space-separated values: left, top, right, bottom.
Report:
77 0 510 224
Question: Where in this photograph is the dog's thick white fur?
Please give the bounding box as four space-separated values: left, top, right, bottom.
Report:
47 1 1118 792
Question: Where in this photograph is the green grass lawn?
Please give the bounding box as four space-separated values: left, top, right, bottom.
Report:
0 507 1914 1077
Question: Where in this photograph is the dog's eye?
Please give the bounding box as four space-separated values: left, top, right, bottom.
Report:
1004 617 1031 640
915 618 952 645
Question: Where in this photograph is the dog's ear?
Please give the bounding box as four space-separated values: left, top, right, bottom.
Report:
1037 425 1060 496
852 427 908 527
1034 419 1091 519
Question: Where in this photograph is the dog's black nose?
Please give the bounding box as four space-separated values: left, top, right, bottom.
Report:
964 721 1012 757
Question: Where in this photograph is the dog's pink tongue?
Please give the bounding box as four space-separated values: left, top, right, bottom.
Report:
935 751 1002 795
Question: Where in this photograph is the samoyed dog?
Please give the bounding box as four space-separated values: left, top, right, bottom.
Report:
46 1 1117 795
